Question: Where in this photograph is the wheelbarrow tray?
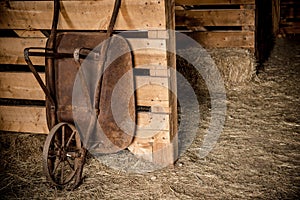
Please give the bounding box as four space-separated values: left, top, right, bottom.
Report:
47 32 135 152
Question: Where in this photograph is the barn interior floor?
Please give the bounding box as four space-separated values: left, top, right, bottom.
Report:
0 35 299 199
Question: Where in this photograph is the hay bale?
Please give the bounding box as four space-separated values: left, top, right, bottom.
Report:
177 47 256 90
208 48 256 87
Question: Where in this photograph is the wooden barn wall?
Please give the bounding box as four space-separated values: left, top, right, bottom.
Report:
280 0 300 34
0 0 178 164
0 0 284 161
175 0 282 64
0 0 283 134
175 0 256 49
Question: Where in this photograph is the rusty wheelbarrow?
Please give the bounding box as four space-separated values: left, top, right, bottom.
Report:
24 0 135 189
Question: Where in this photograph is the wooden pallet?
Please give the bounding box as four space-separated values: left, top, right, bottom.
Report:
175 0 255 48
0 0 177 165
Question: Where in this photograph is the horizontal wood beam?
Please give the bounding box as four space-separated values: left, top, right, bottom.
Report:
0 72 45 100
0 106 170 134
0 106 48 133
176 9 255 27
0 72 170 110
0 37 168 66
0 0 166 30
183 31 255 48
280 26 300 34
0 37 46 65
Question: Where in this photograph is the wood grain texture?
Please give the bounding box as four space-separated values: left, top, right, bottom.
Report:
185 31 255 48
176 9 255 27
0 72 170 109
128 0 178 165
0 0 166 30
0 72 45 100
164 0 178 165
0 106 48 133
0 37 168 66
0 37 47 65
0 106 169 134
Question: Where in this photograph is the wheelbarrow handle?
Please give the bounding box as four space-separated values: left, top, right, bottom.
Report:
24 47 56 107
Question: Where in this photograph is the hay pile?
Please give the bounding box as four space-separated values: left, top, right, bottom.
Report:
0 36 299 199
0 133 47 198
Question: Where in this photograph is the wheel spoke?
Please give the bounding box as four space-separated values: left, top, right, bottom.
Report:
66 130 76 148
66 158 75 171
54 141 62 151
62 125 65 148
52 158 61 175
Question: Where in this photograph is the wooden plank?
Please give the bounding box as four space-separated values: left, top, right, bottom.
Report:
280 12 300 20
137 112 169 131
128 38 168 67
280 21 300 27
175 0 255 5
135 76 168 88
166 0 177 136
127 130 171 162
128 0 177 165
0 37 167 66
281 24 300 34
0 37 47 65
0 0 166 30
272 0 280 35
0 106 169 134
176 9 255 27
150 69 169 77
281 1 300 6
148 30 169 39
0 72 45 100
133 49 167 67
136 85 168 103
148 67 169 77
185 31 255 48
0 72 170 111
0 106 48 133
128 140 153 161
164 0 178 165
132 130 170 144
128 38 167 51
135 76 169 110
152 138 178 165
14 30 46 38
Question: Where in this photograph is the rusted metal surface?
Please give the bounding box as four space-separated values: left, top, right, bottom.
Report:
54 32 107 124
46 0 60 129
54 32 135 152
